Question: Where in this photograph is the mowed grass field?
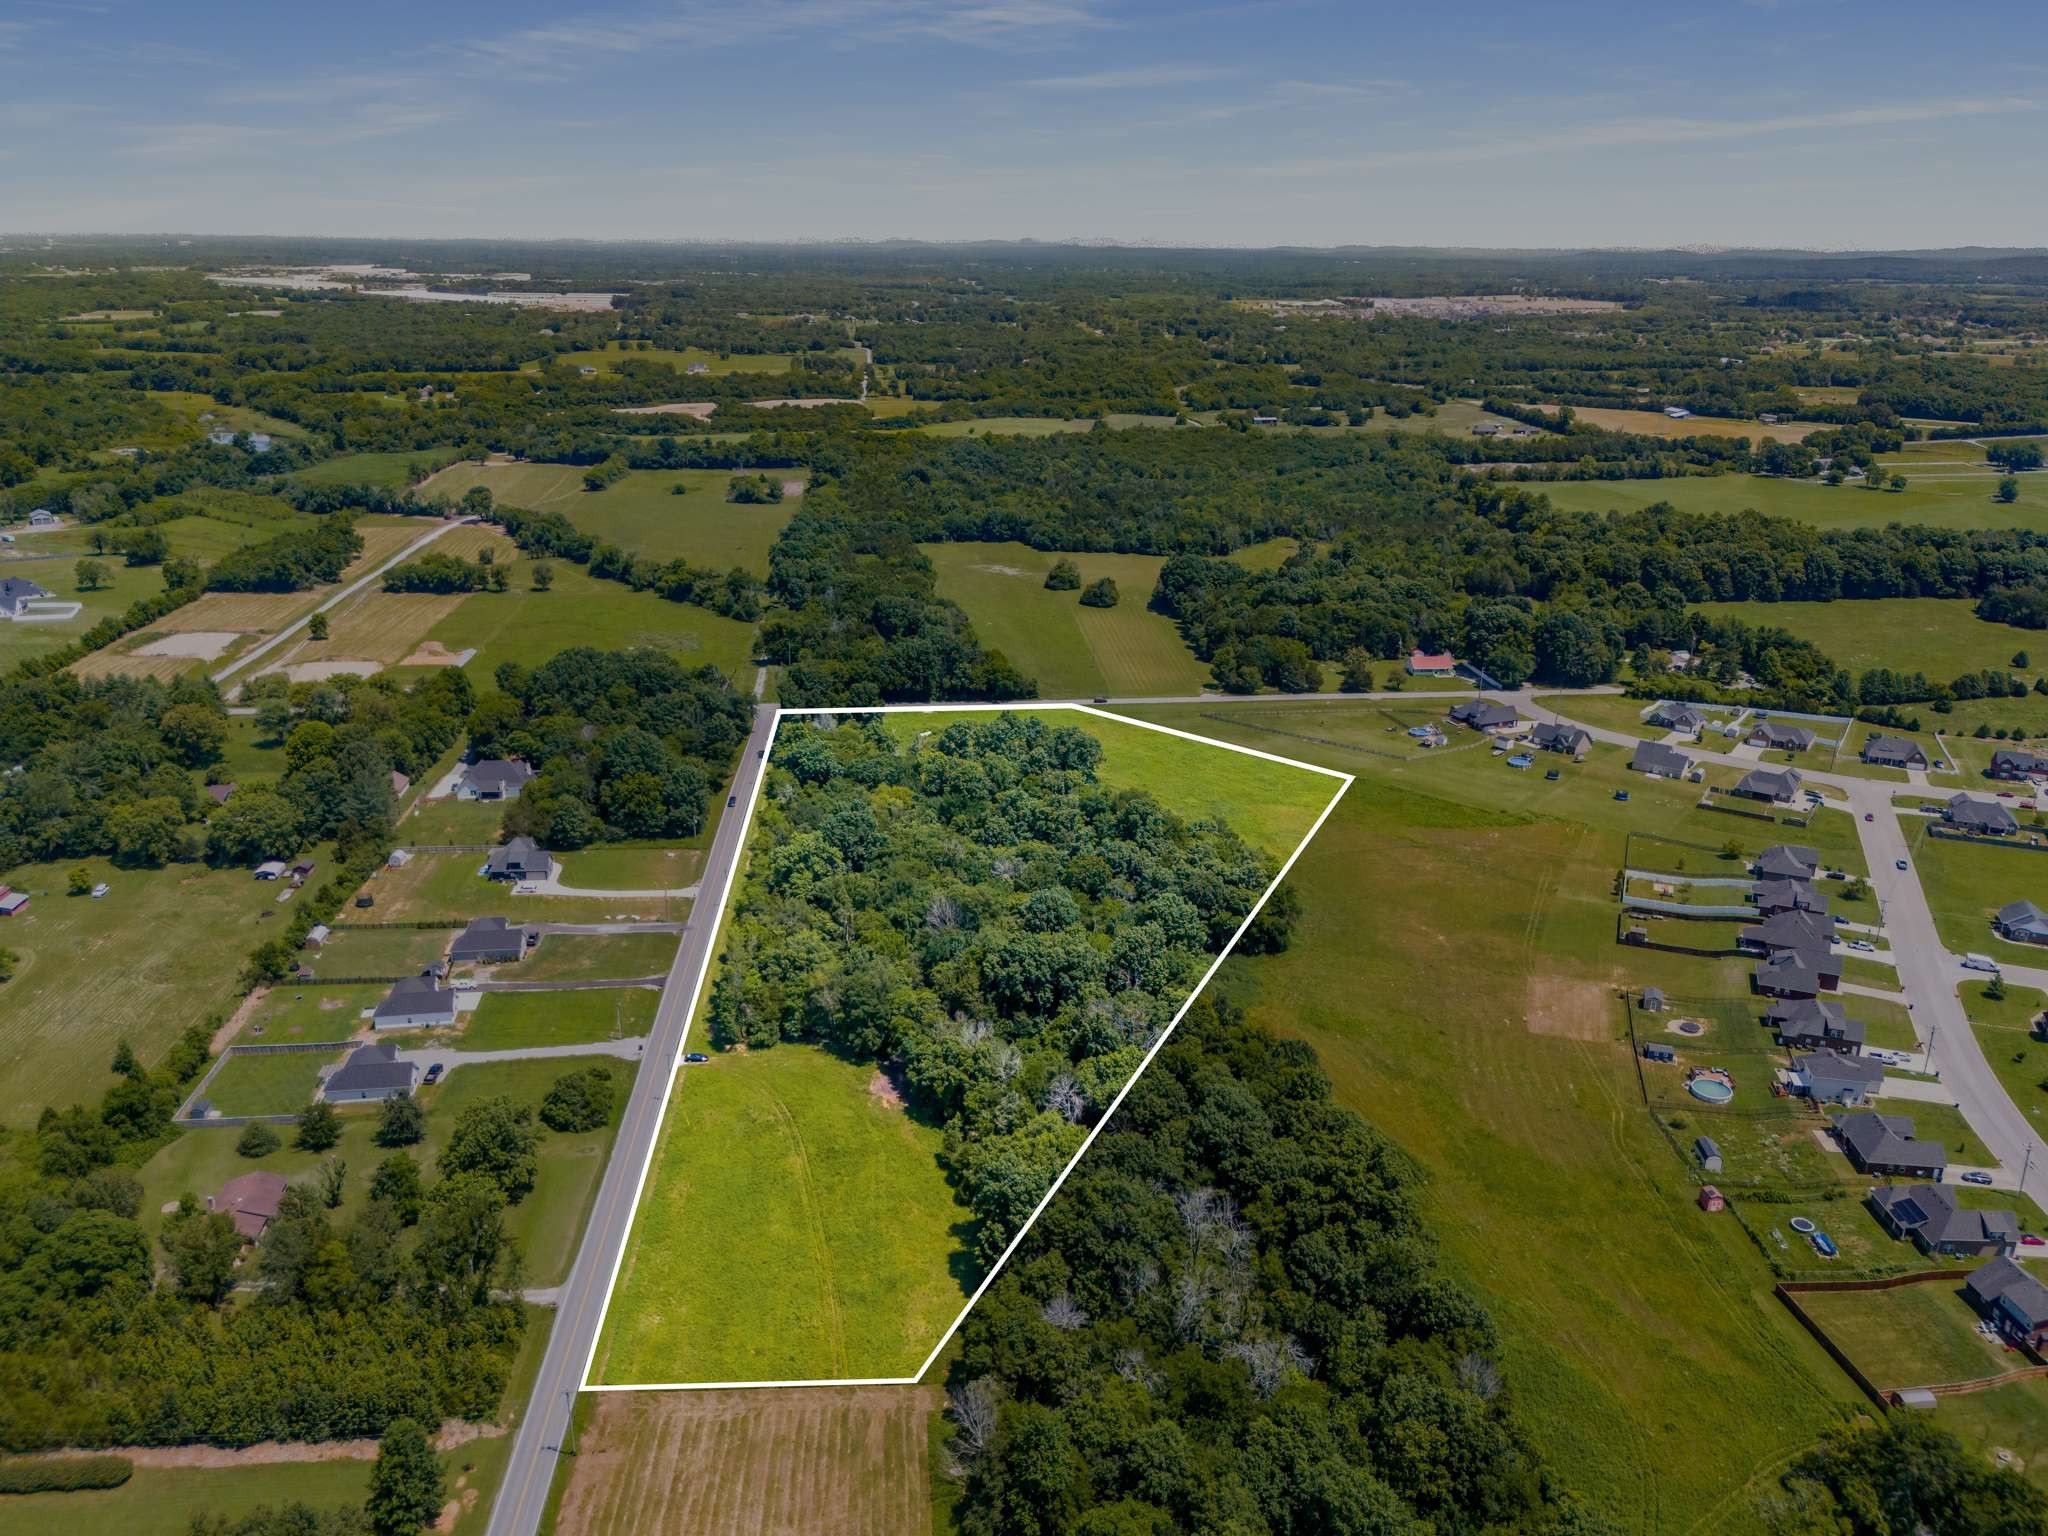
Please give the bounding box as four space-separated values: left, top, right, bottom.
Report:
0 1460 374 1536
0 554 165 669
920 542 1209 697
1794 1279 2023 1390
0 856 317 1125
552 1387 939 1536
1116 698 1866 1535
1537 469 2048 531
201 1046 347 1115
592 1045 973 1385
1901 815 2048 962
418 463 795 575
455 987 657 1051
292 446 459 488
1691 598 2037 681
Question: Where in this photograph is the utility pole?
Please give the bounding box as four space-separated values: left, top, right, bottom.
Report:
1925 1022 1939 1074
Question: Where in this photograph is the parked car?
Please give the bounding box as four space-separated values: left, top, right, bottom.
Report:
355 894 375 908
423 1063 444 1085
1962 952 2000 974
1895 858 1909 870
1848 940 1875 953
683 1052 710 1064
1614 790 1630 802
2022 1233 2045 1248
1092 696 1108 704
1962 1171 1996 1186
1544 769 1561 781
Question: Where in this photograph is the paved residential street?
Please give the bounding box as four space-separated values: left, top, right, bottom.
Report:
487 701 778 1536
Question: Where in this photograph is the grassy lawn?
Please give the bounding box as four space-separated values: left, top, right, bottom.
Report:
417 463 795 576
0 856 320 1126
912 414 1175 437
1536 468 2048 532
402 795 509 846
918 542 1209 698
418 560 757 691
1795 1279 2022 1390
1116 697 1865 1533
1902 819 2048 962
1826 721 1956 782
554 844 705 891
1690 599 2037 684
1878 1101 1996 1168
553 342 793 375
1854 996 1920 1053
1542 406 1833 441
201 1047 348 1115
0 555 171 670
232 983 385 1044
1534 692 1677 740
292 447 458 488
456 988 657 1051
592 1044 973 1385
1959 980 2048 1032
1933 1375 2048 1490
311 927 455 980
352 850 679 925
491 931 678 983
0 1459 373 1536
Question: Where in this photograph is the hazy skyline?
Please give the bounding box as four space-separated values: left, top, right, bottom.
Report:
6 0 2046 247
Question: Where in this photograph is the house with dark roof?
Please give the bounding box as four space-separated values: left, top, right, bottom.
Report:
1448 699 1518 732
1868 1184 2018 1258
324 1041 418 1103
1734 766 1803 804
457 758 537 801
449 916 535 966
1861 735 1928 771
1630 740 1694 780
1746 720 1816 753
1754 845 1820 882
1765 996 1866 1054
1794 1049 1883 1105
1988 748 2048 782
372 973 457 1030
1965 1256 2048 1350
209 1171 288 1241
1647 702 1706 733
484 836 551 882
1833 1110 1948 1179
206 781 236 805
1743 908 1838 954
1754 942 1841 999
1945 793 2020 836
0 576 52 619
1751 879 1828 917
1530 721 1591 759
1996 900 2048 946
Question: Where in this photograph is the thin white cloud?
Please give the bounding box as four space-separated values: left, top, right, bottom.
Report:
1022 62 1222 90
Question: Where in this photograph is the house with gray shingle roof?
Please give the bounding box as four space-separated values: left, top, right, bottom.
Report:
1833 1110 1947 1178
1765 996 1866 1054
1945 793 2019 836
0 577 52 619
1996 900 2048 946
1647 702 1706 733
1746 719 1816 753
1448 699 1518 732
323 1041 418 1102
372 972 457 1030
1530 721 1591 759
1966 1257 2048 1349
458 758 537 801
1754 845 1820 881
1861 735 1928 771
1630 740 1694 780
1989 748 2048 782
1795 1049 1883 1104
484 836 550 882
449 916 534 966
1869 1184 2017 1258
1734 766 1803 804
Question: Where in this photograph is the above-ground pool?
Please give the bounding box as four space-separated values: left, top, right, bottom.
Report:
1688 1076 1735 1104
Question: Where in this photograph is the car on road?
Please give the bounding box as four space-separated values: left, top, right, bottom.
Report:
727 795 737 807
2023 1233 2046 1248
683 1052 710 1063
1999 791 2017 799
1093 696 1109 704
1962 952 2000 974
1895 858 1909 870
453 977 479 991
1962 1171 1996 1186
1864 813 1874 822
1848 939 1875 953
423 1063 444 1085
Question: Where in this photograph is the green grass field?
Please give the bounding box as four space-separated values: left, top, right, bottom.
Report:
910 413 1180 437
919 542 1209 697
1795 1279 2020 1390
0 1459 374 1536
1902 817 2048 962
1116 697 1866 1534
418 463 796 576
1933 1374 2048 1489
553 342 794 375
201 1047 347 1115
1536 470 2048 532
0 855 327 1126
418 559 758 687
351 850 685 925
232 983 384 1044
554 844 705 891
0 554 175 669
1692 599 2037 683
490 931 678 983
307 928 455 981
456 988 657 1051
293 447 459 488
592 1045 973 1384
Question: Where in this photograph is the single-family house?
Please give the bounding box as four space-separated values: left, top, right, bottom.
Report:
1765 996 1866 1054
1744 908 1838 954
372 972 458 1030
1734 766 1803 804
1945 793 2020 836
1833 1110 1947 1179
1869 1184 2018 1259
0 577 53 620
1694 1135 1722 1173
1630 741 1694 780
1746 720 1816 753
1794 1049 1884 1105
686 361 710 375
1988 748 2048 782
1751 879 1828 917
206 781 236 805
1530 721 1592 759
1471 422 1502 436
1964 1256 2048 1351
324 1041 419 1103
27 507 59 527
1647 702 1707 733
1861 735 1928 771
254 859 288 880
1755 943 1841 998
1754 845 1820 882
1448 699 1518 733
1664 405 1692 419
0 889 28 917
390 770 411 799
1405 648 1457 676
484 836 551 882
449 916 535 966
457 758 537 801
209 1171 288 1241
1995 900 2048 946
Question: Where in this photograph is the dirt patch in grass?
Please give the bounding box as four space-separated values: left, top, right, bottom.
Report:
283 658 381 682
868 1065 907 1109
401 640 475 666
1524 973 1616 1040
614 401 718 418
135 630 240 659
37 1420 501 1471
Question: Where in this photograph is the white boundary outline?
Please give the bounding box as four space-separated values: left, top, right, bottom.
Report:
579 701 1353 1393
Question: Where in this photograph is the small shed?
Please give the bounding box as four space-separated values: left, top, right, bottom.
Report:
1894 1388 1937 1411
254 860 288 880
1698 1185 1725 1212
1694 1135 1723 1173
1641 986 1666 1014
1624 925 1649 945
1643 1041 1677 1063
304 924 331 949
0 890 27 916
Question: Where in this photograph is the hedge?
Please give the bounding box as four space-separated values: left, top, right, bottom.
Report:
0 1455 134 1494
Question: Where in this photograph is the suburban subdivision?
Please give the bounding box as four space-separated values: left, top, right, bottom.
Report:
11 114 2048 1535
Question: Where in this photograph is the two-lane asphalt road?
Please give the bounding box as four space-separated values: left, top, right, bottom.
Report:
486 702 779 1536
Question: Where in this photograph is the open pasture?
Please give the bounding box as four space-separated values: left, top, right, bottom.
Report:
292 446 459 488
1691 598 2036 682
1543 405 1833 440
1535 468 2048 531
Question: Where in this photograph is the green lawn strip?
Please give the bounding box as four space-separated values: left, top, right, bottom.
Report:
1931 1376 2048 1492
402 796 509 846
1529 693 1667 739
1903 818 2048 961
1958 980 2048 1031
593 1044 973 1385
1536 468 2048 533
0 1459 373 1536
352 850 681 925
200 1049 347 1116
455 988 657 1051
1118 698 1861 1530
235 983 386 1043
553 342 793 375
1793 1280 2022 1390
1851 996 1919 1053
1960 1015 2048 1143
1839 956 1903 991
490 931 678 984
312 928 454 981
291 447 460 488
0 853 337 1126
553 843 705 890
918 542 1210 698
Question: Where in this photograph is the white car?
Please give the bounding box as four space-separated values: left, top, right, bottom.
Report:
1847 940 1875 953
513 881 541 896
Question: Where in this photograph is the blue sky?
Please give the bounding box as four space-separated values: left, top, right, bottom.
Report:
5 0 2045 247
